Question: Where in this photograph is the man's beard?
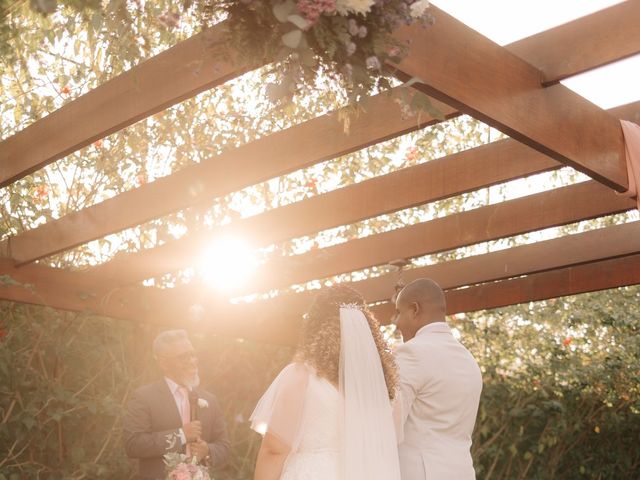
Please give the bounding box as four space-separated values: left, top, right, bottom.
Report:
183 372 200 390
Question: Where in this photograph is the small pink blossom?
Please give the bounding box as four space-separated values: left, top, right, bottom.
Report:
297 0 336 26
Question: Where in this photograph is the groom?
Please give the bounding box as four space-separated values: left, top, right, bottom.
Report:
394 278 483 480
123 330 231 479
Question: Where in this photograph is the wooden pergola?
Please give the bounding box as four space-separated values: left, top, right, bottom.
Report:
1 3 639 345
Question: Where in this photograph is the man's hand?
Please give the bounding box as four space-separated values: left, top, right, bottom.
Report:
182 421 202 442
189 439 210 463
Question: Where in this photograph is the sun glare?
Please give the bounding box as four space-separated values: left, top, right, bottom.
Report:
199 236 257 292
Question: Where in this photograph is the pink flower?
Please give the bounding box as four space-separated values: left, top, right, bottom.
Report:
169 463 192 480
297 0 336 26
405 146 418 162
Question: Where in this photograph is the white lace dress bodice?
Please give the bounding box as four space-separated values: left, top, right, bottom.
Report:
281 374 341 480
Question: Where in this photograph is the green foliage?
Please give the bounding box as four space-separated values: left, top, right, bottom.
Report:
1 287 639 478
462 286 640 479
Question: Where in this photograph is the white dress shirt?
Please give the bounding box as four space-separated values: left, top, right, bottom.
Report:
165 377 188 445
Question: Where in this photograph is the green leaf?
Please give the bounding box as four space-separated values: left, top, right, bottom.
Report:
90 12 103 33
272 1 296 23
287 14 309 30
299 47 316 67
281 29 302 49
22 416 36 430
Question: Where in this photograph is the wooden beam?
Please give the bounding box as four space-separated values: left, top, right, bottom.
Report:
0 258 158 323
609 100 640 124
3 92 458 265
236 181 635 293
4 7 637 261
3 221 639 346
192 249 640 346
223 220 640 315
6 98 634 269
198 223 640 344
370 253 640 323
0 259 300 344
89 139 558 283
0 25 247 187
2 3 632 188
506 0 640 84
392 6 629 191
351 221 640 304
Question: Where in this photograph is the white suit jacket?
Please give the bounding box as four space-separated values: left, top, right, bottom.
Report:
395 322 482 480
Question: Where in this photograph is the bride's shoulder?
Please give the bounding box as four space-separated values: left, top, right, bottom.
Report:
276 362 313 384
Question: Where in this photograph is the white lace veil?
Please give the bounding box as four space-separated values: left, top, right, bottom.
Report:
339 305 402 480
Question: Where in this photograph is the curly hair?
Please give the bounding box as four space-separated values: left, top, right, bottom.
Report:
295 285 399 400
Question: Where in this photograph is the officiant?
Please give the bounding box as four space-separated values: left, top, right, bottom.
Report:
123 329 231 480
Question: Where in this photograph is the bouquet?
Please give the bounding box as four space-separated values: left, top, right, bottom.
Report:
195 0 438 121
164 451 213 480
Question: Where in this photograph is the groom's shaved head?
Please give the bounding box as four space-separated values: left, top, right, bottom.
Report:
395 279 447 342
397 278 446 314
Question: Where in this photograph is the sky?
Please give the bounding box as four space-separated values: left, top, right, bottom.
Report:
431 0 640 109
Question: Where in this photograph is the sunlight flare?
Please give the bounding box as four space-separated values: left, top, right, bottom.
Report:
199 236 257 291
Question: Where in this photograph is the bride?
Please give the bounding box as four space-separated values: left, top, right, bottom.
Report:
250 285 403 480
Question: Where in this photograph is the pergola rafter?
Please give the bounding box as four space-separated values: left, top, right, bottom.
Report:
2 91 457 264
2 3 637 266
1 1 639 345
90 138 559 284
393 6 629 191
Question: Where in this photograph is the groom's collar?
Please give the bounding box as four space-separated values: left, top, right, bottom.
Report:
415 322 450 338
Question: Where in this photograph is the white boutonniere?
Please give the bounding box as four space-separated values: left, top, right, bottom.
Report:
164 431 181 451
197 398 209 409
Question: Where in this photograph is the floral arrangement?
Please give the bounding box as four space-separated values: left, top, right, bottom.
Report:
164 451 213 480
196 0 436 117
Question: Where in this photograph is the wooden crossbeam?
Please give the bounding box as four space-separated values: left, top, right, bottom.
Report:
353 221 640 304
609 100 640 124
89 139 558 283
214 219 640 319
0 258 154 322
0 258 228 331
217 222 640 343
3 222 639 345
371 253 640 323
235 181 634 294
506 0 640 84
0 25 245 187
0 258 294 344
3 92 457 265
392 6 629 192
1 3 633 188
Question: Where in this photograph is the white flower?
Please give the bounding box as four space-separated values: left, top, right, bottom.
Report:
336 0 376 16
197 398 209 408
410 0 430 18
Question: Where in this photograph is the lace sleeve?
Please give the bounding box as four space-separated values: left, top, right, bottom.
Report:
250 362 310 449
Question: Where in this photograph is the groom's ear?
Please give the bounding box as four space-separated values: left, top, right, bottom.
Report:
411 301 421 317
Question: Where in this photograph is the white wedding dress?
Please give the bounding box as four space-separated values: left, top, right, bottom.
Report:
251 307 402 480
280 371 341 480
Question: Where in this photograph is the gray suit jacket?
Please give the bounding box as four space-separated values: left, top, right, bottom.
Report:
123 380 231 480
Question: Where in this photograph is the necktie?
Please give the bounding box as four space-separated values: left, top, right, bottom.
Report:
179 386 191 456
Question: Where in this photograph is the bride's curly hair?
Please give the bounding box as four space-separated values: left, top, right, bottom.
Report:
295 284 398 400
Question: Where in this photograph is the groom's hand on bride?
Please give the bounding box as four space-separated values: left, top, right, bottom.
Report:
183 421 202 442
